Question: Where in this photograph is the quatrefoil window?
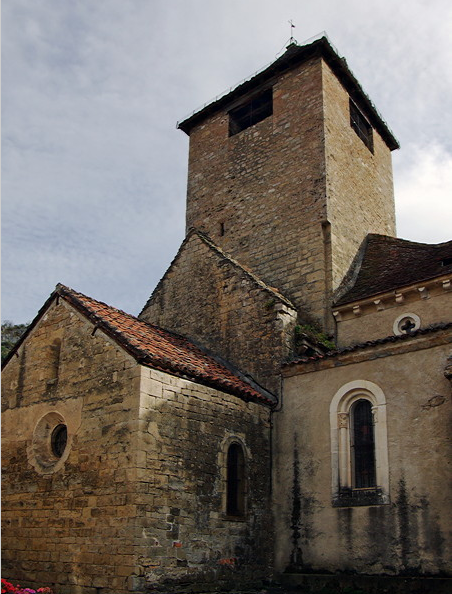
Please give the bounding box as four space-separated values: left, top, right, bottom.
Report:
393 313 420 336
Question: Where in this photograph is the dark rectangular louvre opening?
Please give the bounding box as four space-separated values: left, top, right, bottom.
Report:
350 100 374 153
229 88 273 136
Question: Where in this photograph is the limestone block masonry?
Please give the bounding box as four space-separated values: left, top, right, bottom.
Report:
2 301 142 593
184 53 396 330
140 231 298 396
2 300 273 594
135 366 272 592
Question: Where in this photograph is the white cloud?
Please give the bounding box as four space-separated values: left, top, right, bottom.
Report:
2 0 451 323
394 143 452 243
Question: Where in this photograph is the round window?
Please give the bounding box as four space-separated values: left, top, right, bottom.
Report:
393 313 420 336
28 412 71 474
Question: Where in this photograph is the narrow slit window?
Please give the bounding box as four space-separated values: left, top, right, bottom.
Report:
350 100 374 153
351 400 376 488
226 443 245 516
229 88 273 136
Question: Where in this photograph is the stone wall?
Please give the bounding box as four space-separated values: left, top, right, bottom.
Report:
185 56 329 326
322 60 396 291
184 54 396 331
140 231 297 396
334 279 451 346
274 332 452 577
2 300 142 594
2 298 273 593
134 366 273 592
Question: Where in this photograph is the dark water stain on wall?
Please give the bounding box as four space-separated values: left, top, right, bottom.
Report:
336 506 353 557
366 504 396 573
419 495 445 572
288 437 303 571
396 477 411 570
395 477 422 574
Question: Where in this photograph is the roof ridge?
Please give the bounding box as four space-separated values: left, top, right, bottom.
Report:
367 234 452 249
4 284 276 407
178 36 399 150
193 229 296 309
140 229 296 316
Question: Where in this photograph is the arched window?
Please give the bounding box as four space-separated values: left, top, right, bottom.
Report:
330 381 389 507
351 399 376 489
226 442 246 517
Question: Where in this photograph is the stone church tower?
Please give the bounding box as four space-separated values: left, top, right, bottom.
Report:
140 36 400 394
177 38 398 330
3 35 450 594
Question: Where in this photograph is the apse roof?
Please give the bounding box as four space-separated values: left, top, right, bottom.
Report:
334 234 452 306
285 321 452 367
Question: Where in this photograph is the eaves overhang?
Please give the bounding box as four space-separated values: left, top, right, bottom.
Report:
177 36 399 151
283 321 452 373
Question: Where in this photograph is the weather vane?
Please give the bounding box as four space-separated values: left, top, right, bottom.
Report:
289 20 296 44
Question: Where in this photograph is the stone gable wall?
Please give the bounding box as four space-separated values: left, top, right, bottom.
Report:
2 300 142 594
140 233 297 396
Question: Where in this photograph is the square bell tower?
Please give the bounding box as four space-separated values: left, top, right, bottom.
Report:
178 37 399 330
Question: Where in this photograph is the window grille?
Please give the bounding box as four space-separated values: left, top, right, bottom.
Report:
351 400 376 488
51 424 68 458
350 100 374 152
229 88 273 136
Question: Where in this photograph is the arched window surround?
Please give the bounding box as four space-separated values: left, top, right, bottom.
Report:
218 434 248 520
329 380 389 506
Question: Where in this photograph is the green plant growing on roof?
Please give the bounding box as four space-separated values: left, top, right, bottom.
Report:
294 323 336 351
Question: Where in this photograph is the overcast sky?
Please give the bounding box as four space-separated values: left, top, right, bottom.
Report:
2 0 452 324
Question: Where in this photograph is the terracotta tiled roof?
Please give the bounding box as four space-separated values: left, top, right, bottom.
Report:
54 285 275 406
335 235 452 306
285 322 452 367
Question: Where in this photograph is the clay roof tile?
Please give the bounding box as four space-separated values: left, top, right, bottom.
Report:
55 285 275 406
